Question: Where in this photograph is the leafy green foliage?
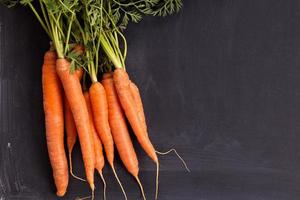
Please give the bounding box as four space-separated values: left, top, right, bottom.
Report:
107 0 182 30
19 0 32 5
143 0 183 16
0 0 19 8
67 48 86 73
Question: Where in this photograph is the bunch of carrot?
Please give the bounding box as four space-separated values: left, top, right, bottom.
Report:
1 0 189 199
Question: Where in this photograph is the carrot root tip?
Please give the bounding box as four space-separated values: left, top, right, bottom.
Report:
135 176 147 200
155 162 159 200
69 153 87 182
156 149 191 172
99 172 107 200
111 165 128 200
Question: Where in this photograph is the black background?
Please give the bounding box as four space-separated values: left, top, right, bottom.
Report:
1 0 300 199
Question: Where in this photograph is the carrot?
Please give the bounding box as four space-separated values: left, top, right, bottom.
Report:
129 81 147 135
102 73 146 200
89 82 114 165
42 50 68 196
113 68 159 199
113 69 158 162
64 66 85 182
56 58 95 191
84 91 107 200
89 81 128 200
130 80 192 200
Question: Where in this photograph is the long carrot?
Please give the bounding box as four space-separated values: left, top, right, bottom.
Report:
89 82 114 165
42 50 68 197
102 73 146 200
64 65 85 181
84 91 107 200
129 78 190 199
113 69 158 162
113 68 159 199
56 58 95 191
89 81 127 199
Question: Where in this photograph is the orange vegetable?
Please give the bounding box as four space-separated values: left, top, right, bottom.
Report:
42 50 68 196
102 73 146 200
56 58 95 191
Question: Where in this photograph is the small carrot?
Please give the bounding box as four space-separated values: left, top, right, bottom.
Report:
102 73 145 200
42 50 68 196
84 91 107 200
56 58 95 191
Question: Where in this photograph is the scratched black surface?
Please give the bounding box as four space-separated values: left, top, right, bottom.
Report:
1 0 300 199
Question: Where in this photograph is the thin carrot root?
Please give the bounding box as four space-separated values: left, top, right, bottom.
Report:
155 162 159 200
135 176 147 200
156 149 190 172
111 165 128 200
91 189 94 200
68 153 86 182
99 172 107 200
75 195 91 200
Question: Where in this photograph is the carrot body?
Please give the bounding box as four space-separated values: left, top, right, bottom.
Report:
84 92 105 173
89 82 114 165
130 81 147 134
113 68 158 163
65 68 84 153
42 50 68 196
102 73 139 176
64 96 77 153
56 58 95 190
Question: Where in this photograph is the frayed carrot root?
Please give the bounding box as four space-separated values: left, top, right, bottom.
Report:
68 153 86 182
156 149 190 172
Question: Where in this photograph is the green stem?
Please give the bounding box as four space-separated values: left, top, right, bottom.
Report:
28 3 52 39
64 13 75 55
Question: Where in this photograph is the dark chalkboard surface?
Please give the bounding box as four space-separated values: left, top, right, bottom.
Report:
1 0 300 199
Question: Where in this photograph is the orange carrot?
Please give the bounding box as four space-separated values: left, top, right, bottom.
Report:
42 50 68 196
64 96 77 162
113 69 158 163
89 81 128 199
84 91 107 200
89 82 114 165
56 58 95 191
102 73 139 176
129 81 147 135
129 78 191 198
65 68 83 158
102 73 145 200
64 94 86 182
